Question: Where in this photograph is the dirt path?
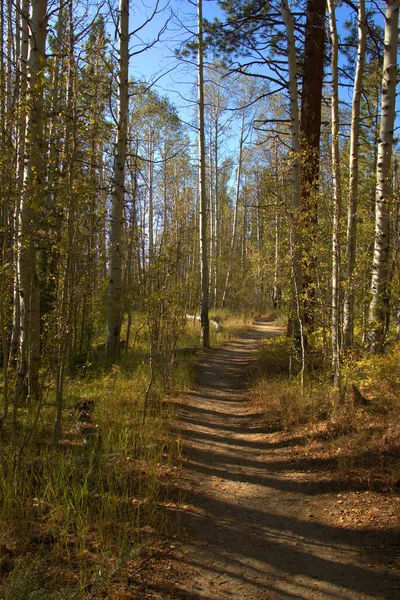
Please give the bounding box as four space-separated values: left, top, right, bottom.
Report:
169 320 400 600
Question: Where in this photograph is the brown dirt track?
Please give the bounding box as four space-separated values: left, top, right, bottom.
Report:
168 320 400 600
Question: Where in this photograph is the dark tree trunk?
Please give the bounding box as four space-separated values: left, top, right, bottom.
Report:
300 0 326 331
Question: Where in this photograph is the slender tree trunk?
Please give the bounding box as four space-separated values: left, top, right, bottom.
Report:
281 0 303 347
327 0 342 386
213 118 219 309
222 109 245 307
368 0 399 352
16 0 48 403
9 0 28 367
343 0 366 349
272 147 282 310
148 134 154 273
54 0 75 444
272 203 280 309
107 0 129 361
198 0 209 347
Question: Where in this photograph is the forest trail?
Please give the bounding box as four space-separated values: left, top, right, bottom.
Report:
169 320 400 600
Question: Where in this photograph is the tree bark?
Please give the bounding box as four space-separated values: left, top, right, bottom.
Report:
300 0 326 331
16 0 48 402
107 0 129 361
198 0 209 348
54 0 75 445
343 0 366 350
327 0 342 386
368 0 399 352
222 108 245 307
281 0 303 345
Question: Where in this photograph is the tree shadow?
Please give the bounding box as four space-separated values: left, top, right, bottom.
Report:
171 323 400 599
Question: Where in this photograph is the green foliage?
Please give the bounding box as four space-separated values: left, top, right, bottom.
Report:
0 353 181 596
252 330 400 491
343 342 400 399
2 560 49 600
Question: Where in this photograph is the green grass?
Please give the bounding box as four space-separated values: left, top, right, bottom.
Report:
0 358 181 597
251 330 400 492
0 310 252 597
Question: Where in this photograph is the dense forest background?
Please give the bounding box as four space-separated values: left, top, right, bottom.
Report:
0 0 399 596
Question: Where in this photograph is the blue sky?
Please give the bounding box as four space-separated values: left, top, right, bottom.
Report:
128 0 223 123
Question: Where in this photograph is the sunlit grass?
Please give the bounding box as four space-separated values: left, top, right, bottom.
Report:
0 352 181 597
252 331 400 492
0 309 254 596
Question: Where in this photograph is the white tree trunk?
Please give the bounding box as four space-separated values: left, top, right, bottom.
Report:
54 0 75 444
281 0 303 347
107 0 129 361
17 0 48 402
222 108 245 307
328 0 342 385
198 0 209 348
9 0 28 368
343 0 366 349
368 0 399 352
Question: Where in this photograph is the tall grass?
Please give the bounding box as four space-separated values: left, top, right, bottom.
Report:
252 331 400 491
182 309 253 348
0 353 182 597
0 310 252 597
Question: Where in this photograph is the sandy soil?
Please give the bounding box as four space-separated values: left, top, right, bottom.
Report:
168 320 400 600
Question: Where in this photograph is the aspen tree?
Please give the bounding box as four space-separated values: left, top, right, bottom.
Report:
327 0 342 385
368 0 399 352
0 0 14 418
9 0 29 367
343 0 366 349
198 0 210 347
16 0 48 402
54 0 76 444
222 108 245 307
107 0 129 361
281 0 303 340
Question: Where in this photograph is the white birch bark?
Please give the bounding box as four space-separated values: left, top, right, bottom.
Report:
368 0 399 352
343 0 366 349
148 134 154 273
198 0 209 347
107 0 129 360
213 117 219 308
17 0 48 402
54 0 75 444
281 0 303 348
222 108 245 307
327 0 342 385
9 0 28 369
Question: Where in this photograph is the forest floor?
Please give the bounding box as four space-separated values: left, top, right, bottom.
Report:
142 319 400 600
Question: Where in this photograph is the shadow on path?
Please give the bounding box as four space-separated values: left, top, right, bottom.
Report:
171 321 400 600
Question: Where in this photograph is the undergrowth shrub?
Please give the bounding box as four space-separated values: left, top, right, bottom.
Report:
0 358 181 597
252 332 400 491
345 342 400 400
0 310 256 596
3 560 50 600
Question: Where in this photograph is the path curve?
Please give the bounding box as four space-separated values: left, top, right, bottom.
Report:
171 320 400 600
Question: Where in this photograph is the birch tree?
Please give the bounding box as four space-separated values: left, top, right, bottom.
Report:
16 0 48 402
198 0 209 347
342 0 366 350
222 107 246 307
327 0 342 385
281 0 303 350
368 0 399 352
107 0 129 361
